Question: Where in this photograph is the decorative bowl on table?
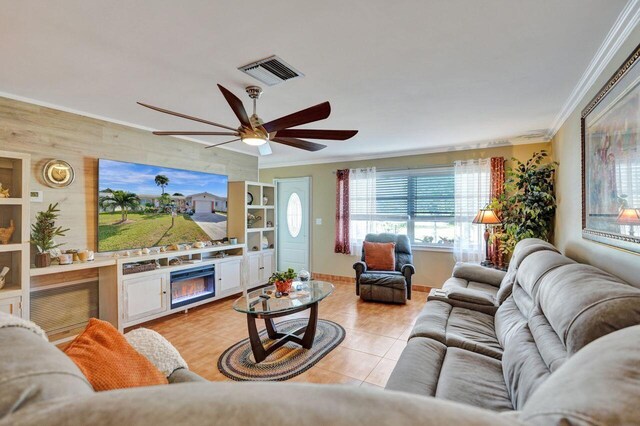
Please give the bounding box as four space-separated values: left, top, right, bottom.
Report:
274 279 293 294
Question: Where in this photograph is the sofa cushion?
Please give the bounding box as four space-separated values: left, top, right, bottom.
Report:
0 327 93 418
410 300 452 342
496 239 559 305
521 325 640 426
410 301 502 359
538 263 640 355
385 337 446 396
501 324 554 410
511 250 575 318
444 307 502 359
363 241 395 271
65 319 168 391
435 347 513 412
494 296 527 349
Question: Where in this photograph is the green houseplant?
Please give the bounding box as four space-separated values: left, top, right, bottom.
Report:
269 268 297 294
490 150 558 257
30 203 70 268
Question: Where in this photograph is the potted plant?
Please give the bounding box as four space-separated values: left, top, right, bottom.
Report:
490 150 558 258
268 268 297 295
30 203 70 268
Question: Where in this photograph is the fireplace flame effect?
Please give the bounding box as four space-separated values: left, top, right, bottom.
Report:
172 278 211 303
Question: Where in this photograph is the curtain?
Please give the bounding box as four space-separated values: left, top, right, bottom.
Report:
490 157 506 267
335 169 351 254
349 167 377 255
453 159 491 262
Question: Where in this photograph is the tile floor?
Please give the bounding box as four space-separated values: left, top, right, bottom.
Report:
140 281 428 388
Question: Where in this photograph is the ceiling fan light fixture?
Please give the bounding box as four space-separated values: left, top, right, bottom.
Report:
242 136 267 146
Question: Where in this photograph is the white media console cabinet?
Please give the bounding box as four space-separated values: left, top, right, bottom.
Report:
30 243 273 341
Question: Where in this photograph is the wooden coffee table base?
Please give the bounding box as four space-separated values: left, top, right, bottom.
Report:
246 302 319 363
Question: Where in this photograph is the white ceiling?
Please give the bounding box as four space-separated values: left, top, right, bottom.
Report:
0 0 630 167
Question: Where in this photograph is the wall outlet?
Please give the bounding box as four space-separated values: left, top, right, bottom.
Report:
315 218 322 225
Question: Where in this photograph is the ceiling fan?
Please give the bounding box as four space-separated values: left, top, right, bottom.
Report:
138 85 358 156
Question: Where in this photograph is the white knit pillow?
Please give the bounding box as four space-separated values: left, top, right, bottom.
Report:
124 328 188 377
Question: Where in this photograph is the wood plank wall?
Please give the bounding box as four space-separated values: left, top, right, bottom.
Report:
0 96 258 253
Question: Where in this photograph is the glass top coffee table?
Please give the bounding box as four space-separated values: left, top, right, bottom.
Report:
233 280 334 363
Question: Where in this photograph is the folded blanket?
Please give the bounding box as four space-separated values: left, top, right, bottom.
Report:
125 328 188 377
0 311 48 340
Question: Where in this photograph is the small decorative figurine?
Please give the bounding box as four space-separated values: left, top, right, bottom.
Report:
0 184 10 198
0 220 15 245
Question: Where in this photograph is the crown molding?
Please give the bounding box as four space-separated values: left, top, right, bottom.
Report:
258 136 550 169
0 91 258 158
546 0 640 140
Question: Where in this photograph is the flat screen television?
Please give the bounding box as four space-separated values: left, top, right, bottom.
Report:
97 159 228 252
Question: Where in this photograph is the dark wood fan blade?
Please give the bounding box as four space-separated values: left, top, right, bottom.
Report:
137 102 237 131
272 137 326 152
204 138 241 149
262 102 331 133
274 129 357 140
153 131 239 136
217 85 252 129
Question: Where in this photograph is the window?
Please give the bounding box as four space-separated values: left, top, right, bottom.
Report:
286 192 302 237
350 167 455 248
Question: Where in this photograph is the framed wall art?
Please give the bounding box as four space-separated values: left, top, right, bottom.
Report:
581 42 640 254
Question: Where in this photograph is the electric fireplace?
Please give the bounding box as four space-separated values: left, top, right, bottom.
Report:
170 265 216 309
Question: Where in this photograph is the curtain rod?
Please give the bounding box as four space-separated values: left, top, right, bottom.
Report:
331 163 452 174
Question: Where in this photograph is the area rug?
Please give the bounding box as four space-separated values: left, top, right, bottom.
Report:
217 319 345 381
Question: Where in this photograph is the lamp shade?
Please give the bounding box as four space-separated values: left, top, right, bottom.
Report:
472 208 501 225
616 208 640 225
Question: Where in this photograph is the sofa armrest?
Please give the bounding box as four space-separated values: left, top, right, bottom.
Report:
452 263 506 287
446 288 496 306
168 368 207 384
1 382 518 426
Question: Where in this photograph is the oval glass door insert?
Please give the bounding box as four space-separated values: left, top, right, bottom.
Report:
286 193 302 237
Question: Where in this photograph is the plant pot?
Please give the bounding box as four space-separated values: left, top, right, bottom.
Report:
274 279 293 294
35 252 51 268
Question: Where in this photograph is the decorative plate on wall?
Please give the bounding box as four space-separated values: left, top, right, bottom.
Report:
43 159 75 188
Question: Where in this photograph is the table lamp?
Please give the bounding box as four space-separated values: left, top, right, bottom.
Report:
472 207 502 266
616 207 640 236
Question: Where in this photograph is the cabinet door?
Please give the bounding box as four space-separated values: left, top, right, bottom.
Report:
219 260 242 293
261 252 274 282
0 297 22 317
248 254 261 288
123 274 167 321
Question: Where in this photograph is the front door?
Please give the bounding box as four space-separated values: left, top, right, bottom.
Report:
276 177 310 272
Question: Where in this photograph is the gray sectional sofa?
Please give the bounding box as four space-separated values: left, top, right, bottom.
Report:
386 238 640 417
1 238 640 425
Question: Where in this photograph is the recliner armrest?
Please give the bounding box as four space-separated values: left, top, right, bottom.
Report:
401 264 415 276
452 262 505 287
353 261 367 274
446 287 496 306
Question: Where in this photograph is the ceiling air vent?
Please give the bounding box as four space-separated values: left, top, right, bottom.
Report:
238 55 304 86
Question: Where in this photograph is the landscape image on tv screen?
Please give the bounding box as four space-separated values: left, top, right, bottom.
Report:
98 159 228 252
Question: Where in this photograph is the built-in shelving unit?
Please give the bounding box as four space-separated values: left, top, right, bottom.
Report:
228 181 276 289
0 150 30 318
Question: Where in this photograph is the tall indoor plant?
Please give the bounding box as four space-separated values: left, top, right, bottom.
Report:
30 203 70 267
490 150 557 257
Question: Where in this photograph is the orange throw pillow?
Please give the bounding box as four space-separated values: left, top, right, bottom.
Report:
64 318 168 391
364 241 396 271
